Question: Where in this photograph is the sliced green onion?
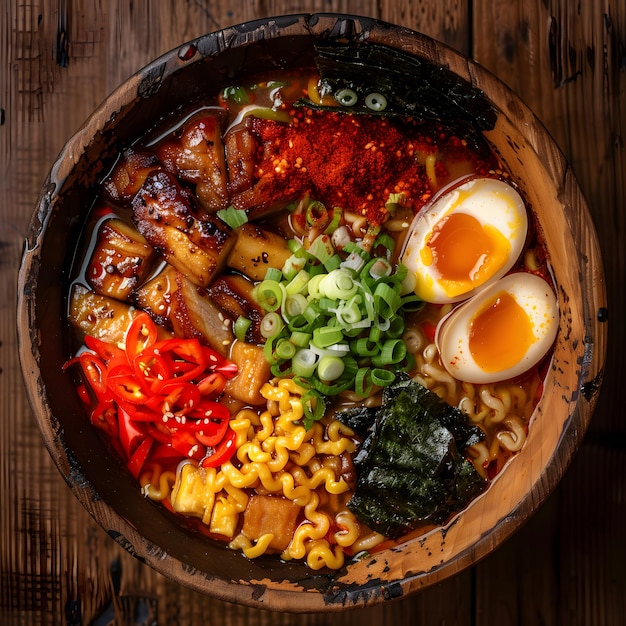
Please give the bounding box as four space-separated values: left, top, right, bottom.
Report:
386 314 405 339
306 273 325 300
320 268 358 300
371 368 395 386
350 337 379 357
306 200 330 229
286 269 310 295
264 267 283 282
255 280 284 312
309 343 350 358
354 367 374 397
312 326 344 348
282 254 307 280
260 312 284 339
309 234 335 264
373 233 396 256
275 338 297 360
263 332 287 365
292 348 318 377
372 338 407 366
284 293 307 319
301 389 325 429
374 282 402 319
234 316 252 342
317 356 345 381
222 85 251 104
323 206 342 234
342 241 371 260
290 331 312 348
216 204 249 229
368 258 392 279
323 254 342 272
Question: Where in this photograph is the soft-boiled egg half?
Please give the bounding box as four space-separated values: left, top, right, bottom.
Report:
435 272 559 384
401 177 528 304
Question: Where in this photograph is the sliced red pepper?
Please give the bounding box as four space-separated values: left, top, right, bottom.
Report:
132 351 171 393
84 335 126 364
201 346 238 379
125 311 158 360
196 372 227 398
170 429 205 460
146 381 201 418
90 401 118 438
145 423 174 444
127 435 153 479
118 406 147 459
78 352 110 401
195 416 229 448
107 374 150 405
422 321 437 344
200 427 237 468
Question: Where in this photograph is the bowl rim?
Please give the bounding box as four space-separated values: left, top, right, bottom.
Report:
16 12 607 612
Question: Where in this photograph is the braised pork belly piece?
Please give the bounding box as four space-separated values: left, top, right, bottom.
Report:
132 170 236 288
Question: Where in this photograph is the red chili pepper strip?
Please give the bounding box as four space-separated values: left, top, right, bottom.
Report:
107 374 151 405
145 423 173 444
118 406 147 459
200 428 237 468
195 417 230 448
84 335 125 364
125 311 158 360
79 352 110 401
171 430 204 460
197 372 227 397
127 436 153 479
90 401 118 438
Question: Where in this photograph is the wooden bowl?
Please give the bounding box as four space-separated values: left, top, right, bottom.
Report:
17 13 607 611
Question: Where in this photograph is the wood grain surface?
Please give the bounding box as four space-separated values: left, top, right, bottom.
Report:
1 1 624 624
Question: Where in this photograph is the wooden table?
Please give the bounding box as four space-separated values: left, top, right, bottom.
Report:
1 1 624 624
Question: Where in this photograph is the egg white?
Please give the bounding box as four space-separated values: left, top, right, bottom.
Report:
435 272 559 384
401 177 528 304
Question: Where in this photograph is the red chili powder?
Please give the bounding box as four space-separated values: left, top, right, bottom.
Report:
248 110 480 225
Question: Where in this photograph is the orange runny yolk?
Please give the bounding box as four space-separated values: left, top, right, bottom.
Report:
468 291 535 373
422 212 510 297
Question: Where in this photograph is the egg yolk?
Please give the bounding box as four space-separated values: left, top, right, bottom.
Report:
468 291 535 373
421 212 511 298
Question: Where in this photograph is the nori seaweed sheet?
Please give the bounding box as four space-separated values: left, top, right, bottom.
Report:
338 375 488 539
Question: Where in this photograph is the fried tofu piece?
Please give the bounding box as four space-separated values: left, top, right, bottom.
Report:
226 222 292 281
86 218 156 301
157 112 229 212
241 495 302 553
132 170 236 288
224 341 271 405
69 284 137 345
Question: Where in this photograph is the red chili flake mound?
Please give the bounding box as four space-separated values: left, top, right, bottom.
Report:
249 110 440 224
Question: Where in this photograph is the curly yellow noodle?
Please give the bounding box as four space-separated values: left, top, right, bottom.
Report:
334 510 361 547
139 463 176 500
306 539 345 571
350 531 387 554
496 416 527 452
228 533 274 559
288 441 317 465
284 493 331 560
